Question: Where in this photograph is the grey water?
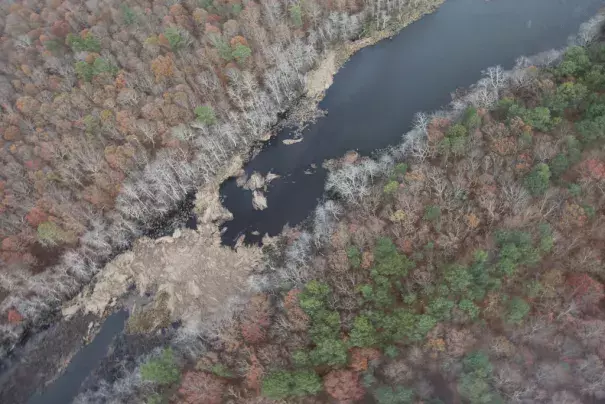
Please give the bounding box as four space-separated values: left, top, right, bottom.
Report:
220 0 604 245
27 311 128 404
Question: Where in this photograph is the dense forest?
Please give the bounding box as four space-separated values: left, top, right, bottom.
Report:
72 17 605 403
0 0 444 355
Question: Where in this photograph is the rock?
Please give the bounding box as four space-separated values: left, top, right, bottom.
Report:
155 236 174 244
173 228 182 239
252 191 268 210
235 172 248 187
244 172 265 191
265 172 280 184
283 137 303 145
343 150 359 164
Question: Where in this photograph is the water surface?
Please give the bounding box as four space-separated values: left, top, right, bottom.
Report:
220 0 604 244
27 311 128 404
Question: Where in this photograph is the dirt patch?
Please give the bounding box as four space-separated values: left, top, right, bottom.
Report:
305 50 337 99
63 225 263 327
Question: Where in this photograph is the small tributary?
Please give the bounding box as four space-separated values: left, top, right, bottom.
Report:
26 311 128 404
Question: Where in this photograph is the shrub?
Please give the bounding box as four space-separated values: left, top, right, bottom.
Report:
310 339 348 366
450 135 468 156
289 4 303 27
75 61 94 82
347 246 362 268
538 223 554 253
37 221 65 246
323 370 365 402
140 348 180 385
546 82 588 115
576 116 605 143
292 350 311 367
463 107 482 130
209 34 233 61
424 205 441 222
445 264 472 294
164 27 184 50
556 46 591 77
383 180 399 195
447 123 468 138
458 299 480 320
121 4 137 25
524 163 551 196
210 364 233 378
568 183 582 197
506 297 530 324
232 43 252 65
549 153 569 178
308 310 341 343
414 315 437 341
372 273 401 306
458 373 496 404
76 58 118 82
349 316 379 347
525 107 556 132
67 32 101 52
373 237 415 278
262 370 322 399
379 309 417 343
438 124 469 157
426 297 454 321
525 280 544 298
262 371 291 399
395 163 408 175
384 345 399 358
299 280 331 316
194 105 217 125
458 351 502 404
374 385 415 404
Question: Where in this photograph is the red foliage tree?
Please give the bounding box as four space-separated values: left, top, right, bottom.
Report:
567 274 605 312
26 206 48 227
178 371 226 404
324 369 365 402
349 347 381 371
240 321 266 344
7 309 23 324
240 294 271 344
581 159 605 181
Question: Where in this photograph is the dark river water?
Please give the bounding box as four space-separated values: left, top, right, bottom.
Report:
26 311 128 404
29 0 604 402
220 0 604 244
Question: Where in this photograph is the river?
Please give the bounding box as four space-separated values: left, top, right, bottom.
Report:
220 0 604 244
26 0 604 402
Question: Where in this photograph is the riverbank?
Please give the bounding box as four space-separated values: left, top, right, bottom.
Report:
0 4 452 403
126 12 605 402
193 0 446 222
12 1 605 402
67 0 447 329
72 5 605 400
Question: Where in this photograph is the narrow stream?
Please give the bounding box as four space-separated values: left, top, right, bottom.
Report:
220 0 604 245
27 0 605 402
27 311 128 404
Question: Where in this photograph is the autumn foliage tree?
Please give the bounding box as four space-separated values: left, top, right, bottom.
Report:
324 369 365 402
178 371 226 404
